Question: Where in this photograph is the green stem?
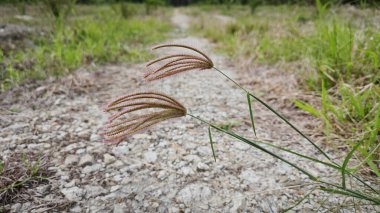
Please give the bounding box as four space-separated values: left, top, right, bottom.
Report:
213 67 379 194
187 113 380 203
213 67 332 162
187 113 317 180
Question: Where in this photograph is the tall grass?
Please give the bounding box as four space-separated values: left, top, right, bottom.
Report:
190 5 380 177
0 4 170 91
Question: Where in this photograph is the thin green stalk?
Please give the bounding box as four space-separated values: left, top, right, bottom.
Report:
187 113 380 203
342 141 364 189
187 113 318 181
208 125 217 162
213 67 332 162
247 93 257 136
256 139 340 170
317 179 380 204
281 188 316 212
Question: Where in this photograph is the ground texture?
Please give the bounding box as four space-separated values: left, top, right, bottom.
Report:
1 10 378 212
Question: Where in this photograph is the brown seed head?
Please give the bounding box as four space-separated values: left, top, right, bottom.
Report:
145 44 214 81
100 92 186 145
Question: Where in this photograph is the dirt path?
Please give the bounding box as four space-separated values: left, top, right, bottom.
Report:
1 9 372 212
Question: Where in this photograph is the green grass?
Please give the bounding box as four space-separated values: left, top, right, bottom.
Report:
0 4 171 91
190 4 380 177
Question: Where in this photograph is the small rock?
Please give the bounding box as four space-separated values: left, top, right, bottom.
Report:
239 169 260 184
78 130 91 139
230 193 246 212
11 203 22 212
176 183 212 206
64 179 76 188
144 151 157 163
61 187 85 201
85 185 107 198
103 154 116 165
36 185 51 196
83 164 102 173
197 162 210 171
113 203 128 213
157 170 167 180
180 167 195 176
64 155 79 166
79 154 94 167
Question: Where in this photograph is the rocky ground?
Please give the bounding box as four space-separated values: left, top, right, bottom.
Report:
1 10 379 212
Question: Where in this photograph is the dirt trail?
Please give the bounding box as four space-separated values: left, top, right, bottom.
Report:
0 9 369 212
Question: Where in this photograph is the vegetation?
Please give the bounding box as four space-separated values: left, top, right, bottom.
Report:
102 43 380 210
191 4 380 178
0 3 170 91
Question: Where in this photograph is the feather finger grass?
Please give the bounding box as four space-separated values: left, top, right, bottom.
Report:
101 92 186 145
145 44 214 81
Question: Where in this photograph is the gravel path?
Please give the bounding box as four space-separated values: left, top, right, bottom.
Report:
1 10 378 213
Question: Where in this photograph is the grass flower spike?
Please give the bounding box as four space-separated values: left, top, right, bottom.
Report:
145 44 214 81
101 92 186 145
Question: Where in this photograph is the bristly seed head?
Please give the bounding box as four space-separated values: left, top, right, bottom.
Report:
100 92 186 145
145 44 214 81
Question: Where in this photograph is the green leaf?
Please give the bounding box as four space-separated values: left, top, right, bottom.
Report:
31 159 40 177
294 100 320 117
208 126 217 162
342 140 364 189
247 93 257 136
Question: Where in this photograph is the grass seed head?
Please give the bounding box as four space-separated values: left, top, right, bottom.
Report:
101 92 186 145
145 44 214 81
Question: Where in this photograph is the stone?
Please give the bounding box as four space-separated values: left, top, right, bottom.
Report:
230 193 247 212
144 151 157 163
180 167 195 176
103 153 116 165
78 130 91 139
114 203 128 213
36 185 51 196
239 169 260 184
11 203 22 212
64 154 79 166
197 162 210 171
176 183 212 207
79 154 94 167
85 185 107 198
83 164 102 173
61 187 85 201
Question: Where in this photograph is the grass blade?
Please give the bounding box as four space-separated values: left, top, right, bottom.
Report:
210 124 317 180
342 140 364 189
281 188 316 212
208 125 217 162
247 92 257 136
249 93 332 162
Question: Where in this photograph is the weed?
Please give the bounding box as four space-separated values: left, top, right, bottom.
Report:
0 153 53 205
102 43 380 208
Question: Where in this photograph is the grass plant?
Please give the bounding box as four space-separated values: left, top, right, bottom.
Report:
190 4 380 178
0 4 171 91
102 44 380 210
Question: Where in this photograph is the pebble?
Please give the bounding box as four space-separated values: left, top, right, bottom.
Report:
61 187 85 201
144 151 157 163
64 154 79 166
79 154 94 167
103 153 116 165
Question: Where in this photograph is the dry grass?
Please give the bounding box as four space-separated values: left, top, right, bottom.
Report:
0 152 53 207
